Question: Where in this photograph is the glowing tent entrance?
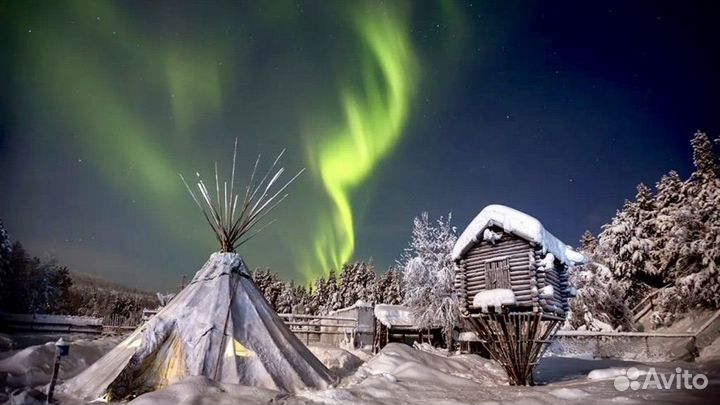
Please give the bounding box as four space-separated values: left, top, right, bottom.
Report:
61 253 335 400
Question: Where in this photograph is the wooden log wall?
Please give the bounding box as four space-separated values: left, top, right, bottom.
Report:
455 258 469 316
457 228 536 310
533 248 570 317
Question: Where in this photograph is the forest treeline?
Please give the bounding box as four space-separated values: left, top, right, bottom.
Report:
0 222 404 321
252 262 404 315
0 234 156 321
570 131 720 330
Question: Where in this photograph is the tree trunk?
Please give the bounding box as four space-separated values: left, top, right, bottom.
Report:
445 329 453 351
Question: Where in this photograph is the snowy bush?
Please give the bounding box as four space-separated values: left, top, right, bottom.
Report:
400 212 460 347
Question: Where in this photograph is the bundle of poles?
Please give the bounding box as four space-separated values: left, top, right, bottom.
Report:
180 138 304 253
467 312 561 385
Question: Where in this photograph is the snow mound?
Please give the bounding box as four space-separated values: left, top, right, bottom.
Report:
0 336 120 388
317 343 508 405
587 368 626 380
549 387 589 399
473 288 517 311
128 376 282 405
453 204 586 265
355 343 506 387
308 346 364 378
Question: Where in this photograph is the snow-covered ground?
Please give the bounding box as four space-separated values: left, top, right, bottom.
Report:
124 343 720 405
0 335 121 389
1 338 719 404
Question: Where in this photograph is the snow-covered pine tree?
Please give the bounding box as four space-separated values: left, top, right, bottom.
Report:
400 212 459 348
337 263 355 308
291 284 310 314
275 281 295 314
251 267 270 292
323 269 340 313
598 184 660 304
310 275 327 314
374 266 404 305
568 231 632 331
387 267 404 304
338 261 376 308
598 202 636 288
589 132 720 327
689 130 717 183
660 131 720 313
252 268 283 310
654 171 686 277
579 230 598 253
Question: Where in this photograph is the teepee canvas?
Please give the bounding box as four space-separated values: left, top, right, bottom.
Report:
61 142 334 400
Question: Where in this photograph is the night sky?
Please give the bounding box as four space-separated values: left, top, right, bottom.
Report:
1 1 718 291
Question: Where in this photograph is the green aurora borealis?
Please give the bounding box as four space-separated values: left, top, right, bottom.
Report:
1 1 464 287
305 4 419 274
4 1 711 290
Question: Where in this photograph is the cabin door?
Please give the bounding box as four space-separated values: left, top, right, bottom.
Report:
484 258 511 289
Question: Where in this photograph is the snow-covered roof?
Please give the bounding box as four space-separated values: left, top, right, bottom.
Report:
373 304 415 328
452 204 586 266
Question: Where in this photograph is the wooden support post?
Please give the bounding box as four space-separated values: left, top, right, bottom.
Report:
466 313 559 386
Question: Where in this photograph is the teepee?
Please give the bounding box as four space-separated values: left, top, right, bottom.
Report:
61 141 335 401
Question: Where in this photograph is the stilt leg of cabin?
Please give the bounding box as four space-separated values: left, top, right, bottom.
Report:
468 313 561 386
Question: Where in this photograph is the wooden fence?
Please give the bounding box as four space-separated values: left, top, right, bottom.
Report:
277 313 358 346
552 310 720 361
0 313 104 334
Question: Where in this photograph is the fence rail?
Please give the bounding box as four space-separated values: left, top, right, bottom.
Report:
0 313 104 334
0 311 361 340
553 309 720 361
276 312 358 346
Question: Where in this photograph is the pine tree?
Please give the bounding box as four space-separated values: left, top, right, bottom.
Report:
598 202 636 283
291 284 311 314
386 267 404 304
6 241 32 312
275 281 295 314
310 276 327 314
579 230 598 253
0 220 12 310
568 231 632 331
374 268 391 304
338 261 376 308
663 131 720 312
598 184 661 303
374 266 404 305
594 132 720 327
252 268 283 310
322 269 339 314
690 131 717 182
654 171 686 276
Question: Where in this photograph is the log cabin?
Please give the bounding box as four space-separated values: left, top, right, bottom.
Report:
451 204 585 385
453 204 585 318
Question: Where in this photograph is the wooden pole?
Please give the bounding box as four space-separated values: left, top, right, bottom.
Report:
46 338 68 404
46 351 61 404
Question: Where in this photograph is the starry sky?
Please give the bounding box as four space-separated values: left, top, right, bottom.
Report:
1 1 718 292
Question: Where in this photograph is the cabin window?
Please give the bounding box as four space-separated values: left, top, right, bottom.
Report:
484 258 511 289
